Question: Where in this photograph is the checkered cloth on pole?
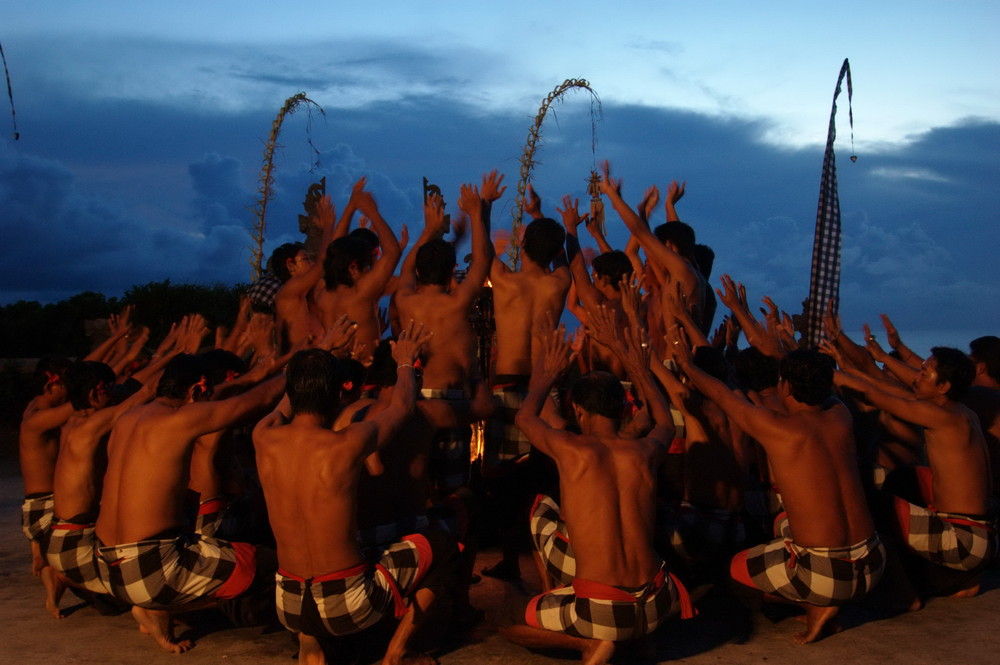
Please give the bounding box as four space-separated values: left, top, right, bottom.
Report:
805 59 853 347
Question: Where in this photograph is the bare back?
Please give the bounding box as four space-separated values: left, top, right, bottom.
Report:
96 403 201 544
314 281 383 360
53 411 109 521
19 399 70 495
762 402 873 548
395 288 475 391
553 431 663 587
254 417 373 577
491 263 570 376
923 401 991 516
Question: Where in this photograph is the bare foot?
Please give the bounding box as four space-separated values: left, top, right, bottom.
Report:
792 605 841 645
949 574 982 598
41 566 66 619
31 542 46 576
131 606 193 653
297 633 326 665
581 640 615 665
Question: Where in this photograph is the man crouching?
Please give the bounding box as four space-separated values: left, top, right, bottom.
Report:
253 322 460 665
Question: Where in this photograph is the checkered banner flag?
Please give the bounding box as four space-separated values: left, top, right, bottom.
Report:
804 58 854 348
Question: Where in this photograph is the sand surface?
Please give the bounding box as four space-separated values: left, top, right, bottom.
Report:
2 465 999 665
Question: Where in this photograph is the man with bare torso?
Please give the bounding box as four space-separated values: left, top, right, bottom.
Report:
835 346 995 598
253 326 460 665
677 345 884 644
394 175 495 494
500 325 691 665
274 193 337 352
963 336 1000 503
19 356 74 618
46 360 163 615
94 354 284 653
481 185 571 580
314 178 401 361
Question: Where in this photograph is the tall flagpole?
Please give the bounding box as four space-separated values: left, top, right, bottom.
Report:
804 58 854 347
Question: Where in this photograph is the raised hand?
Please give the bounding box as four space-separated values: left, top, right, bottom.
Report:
480 170 507 204
556 195 589 232
423 192 447 235
880 314 903 350
598 160 622 198
321 314 358 353
534 324 575 385
314 194 336 230
457 183 482 218
666 180 686 206
524 184 543 219
639 185 660 222
391 319 433 367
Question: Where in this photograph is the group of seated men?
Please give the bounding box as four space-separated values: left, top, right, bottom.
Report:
18 164 998 665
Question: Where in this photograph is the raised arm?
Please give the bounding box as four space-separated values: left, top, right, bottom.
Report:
881 313 922 368
353 188 403 298
716 275 783 359
558 195 604 311
514 325 577 459
284 195 338 298
598 162 699 297
364 320 431 454
398 193 448 294
833 367 952 430
454 181 491 304
670 322 785 445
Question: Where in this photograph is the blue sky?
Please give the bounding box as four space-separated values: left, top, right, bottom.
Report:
1 1 997 350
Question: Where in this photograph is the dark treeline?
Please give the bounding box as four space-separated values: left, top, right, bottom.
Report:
0 280 243 426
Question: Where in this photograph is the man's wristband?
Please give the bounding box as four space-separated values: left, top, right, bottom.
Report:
397 364 414 371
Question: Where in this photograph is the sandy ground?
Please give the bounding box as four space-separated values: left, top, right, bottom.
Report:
3 462 999 665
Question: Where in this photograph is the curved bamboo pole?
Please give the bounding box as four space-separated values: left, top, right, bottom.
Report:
506 79 600 269
248 92 323 280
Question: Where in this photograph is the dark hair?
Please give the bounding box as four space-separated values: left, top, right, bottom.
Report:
199 349 247 386
969 336 1000 384
733 347 780 393
366 339 398 389
693 346 729 382
415 238 456 286
349 227 380 253
522 218 565 267
930 346 975 400
591 251 633 290
570 371 625 421
693 243 715 279
32 356 73 395
324 236 372 289
654 221 696 258
271 243 305 283
65 361 116 410
287 349 345 416
157 354 212 400
779 349 834 406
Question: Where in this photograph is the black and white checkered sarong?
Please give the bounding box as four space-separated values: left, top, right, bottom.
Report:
21 493 54 544
530 494 576 586
730 532 885 606
45 519 108 593
96 532 256 609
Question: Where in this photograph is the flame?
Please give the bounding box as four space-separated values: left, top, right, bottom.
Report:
470 420 486 463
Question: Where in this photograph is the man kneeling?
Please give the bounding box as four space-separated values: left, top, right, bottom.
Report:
500 322 693 665
254 324 460 665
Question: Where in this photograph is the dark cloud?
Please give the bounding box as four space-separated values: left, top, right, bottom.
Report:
0 84 996 343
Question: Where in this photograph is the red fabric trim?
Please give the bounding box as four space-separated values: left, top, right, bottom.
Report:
198 498 225 516
214 542 256 599
772 511 788 538
52 522 92 531
893 495 912 540
277 562 369 584
943 516 994 532
668 436 686 455
524 593 545 628
529 493 546 521
402 533 433 589
668 572 698 619
374 563 408 619
572 578 640 602
729 550 756 589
